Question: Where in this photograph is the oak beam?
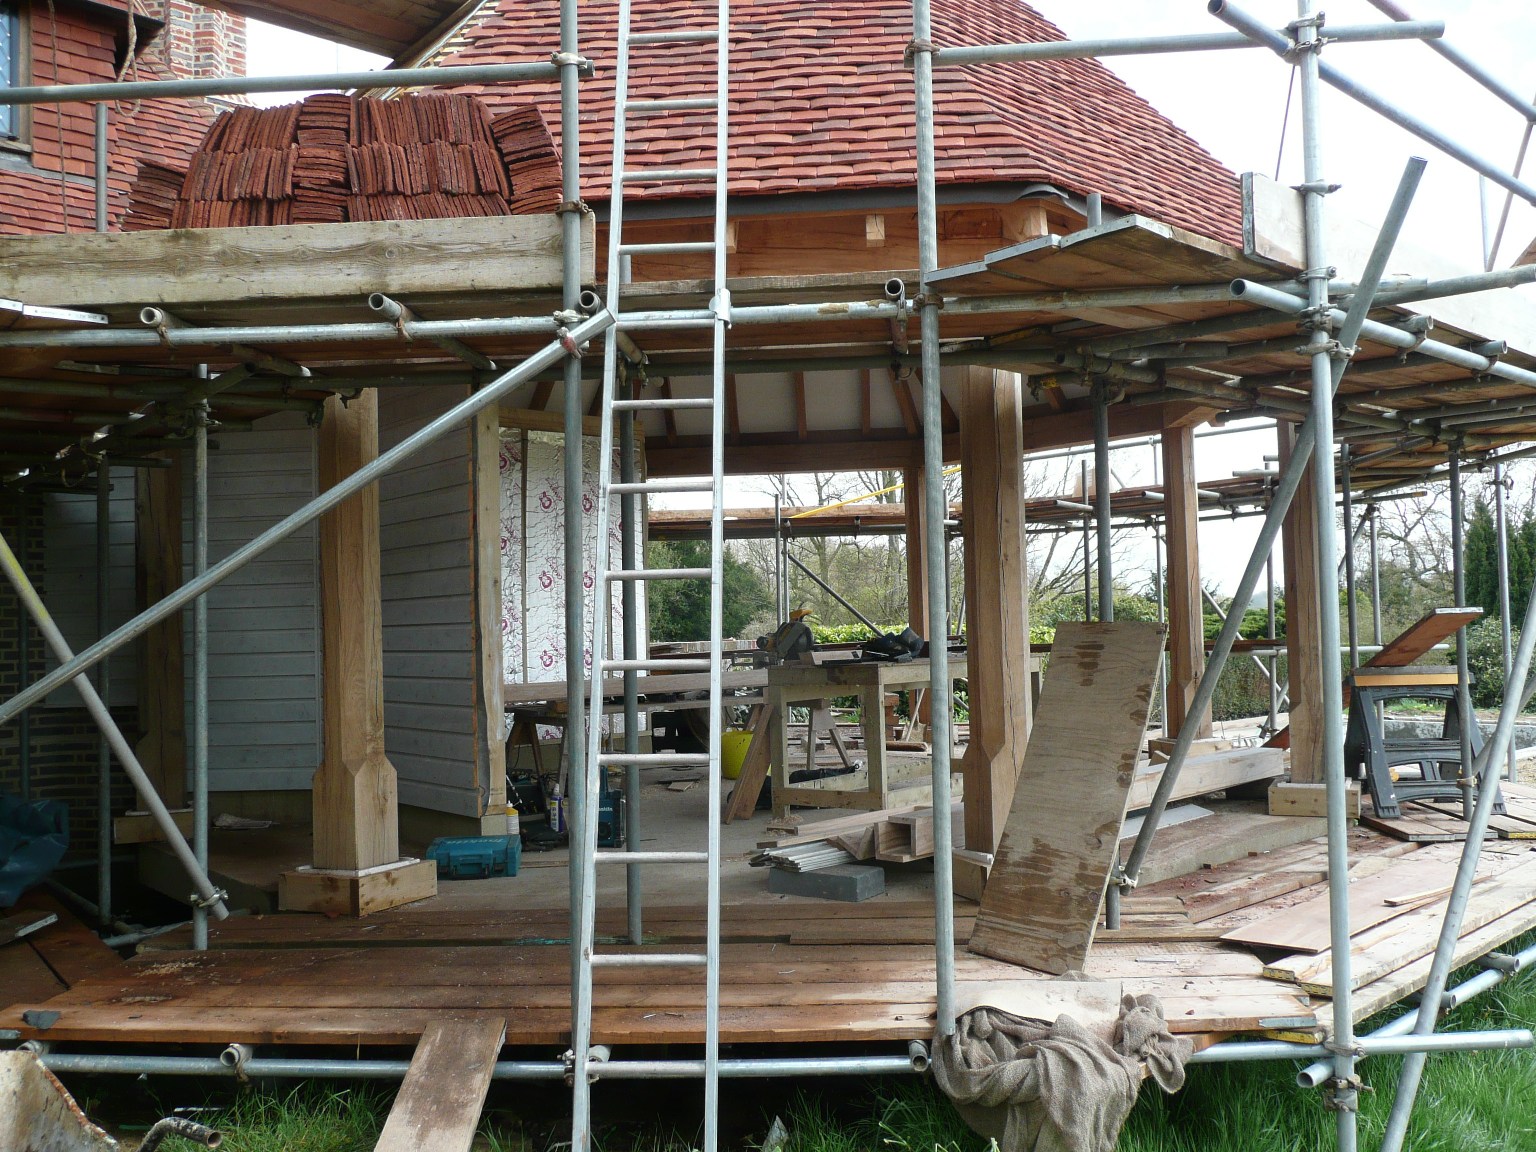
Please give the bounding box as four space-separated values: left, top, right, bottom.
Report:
134 456 186 810
958 368 1031 890
1278 421 1325 782
1160 423 1212 740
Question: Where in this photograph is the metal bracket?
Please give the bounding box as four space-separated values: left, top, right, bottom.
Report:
556 327 584 358
190 886 229 910
1294 182 1342 196
556 199 590 216
710 287 733 327
903 37 936 67
1322 1075 1365 1113
549 52 594 75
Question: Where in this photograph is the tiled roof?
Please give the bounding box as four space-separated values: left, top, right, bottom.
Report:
433 0 1243 245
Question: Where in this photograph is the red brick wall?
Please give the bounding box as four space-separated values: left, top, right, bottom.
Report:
0 2 245 236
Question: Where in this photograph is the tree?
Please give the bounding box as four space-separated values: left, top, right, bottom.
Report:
645 540 774 642
1464 498 1500 620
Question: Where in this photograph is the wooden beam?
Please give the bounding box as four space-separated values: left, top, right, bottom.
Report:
903 464 929 639
999 201 1052 244
651 432 949 477
1278 421 1325 783
526 379 554 413
959 367 1031 878
1161 423 1211 740
865 214 886 248
659 379 679 445
472 407 506 819
892 373 920 435
134 455 185 809
0 215 590 308
726 374 741 446
1019 399 1218 453
793 372 809 441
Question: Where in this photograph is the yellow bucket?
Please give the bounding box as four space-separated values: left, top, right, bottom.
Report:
721 730 753 779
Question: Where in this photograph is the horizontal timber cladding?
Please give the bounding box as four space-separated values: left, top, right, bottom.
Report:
187 411 323 792
378 385 484 819
39 467 139 708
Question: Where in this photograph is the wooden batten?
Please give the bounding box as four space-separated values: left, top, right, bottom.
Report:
1160 423 1211 740
958 368 1031 894
903 463 929 641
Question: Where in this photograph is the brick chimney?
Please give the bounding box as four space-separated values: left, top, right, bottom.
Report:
152 1 247 81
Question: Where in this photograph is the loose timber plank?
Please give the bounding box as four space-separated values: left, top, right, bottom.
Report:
1219 853 1460 953
969 620 1165 973
723 702 776 823
1125 746 1286 811
1367 608 1482 667
0 215 589 308
375 1016 506 1152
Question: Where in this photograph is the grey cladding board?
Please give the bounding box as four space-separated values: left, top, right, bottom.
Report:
378 385 481 817
185 411 322 787
40 467 138 708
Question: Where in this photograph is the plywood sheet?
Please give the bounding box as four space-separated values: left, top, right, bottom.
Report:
969 620 1166 974
375 1016 506 1152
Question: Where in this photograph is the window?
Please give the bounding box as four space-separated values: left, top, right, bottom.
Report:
0 3 18 139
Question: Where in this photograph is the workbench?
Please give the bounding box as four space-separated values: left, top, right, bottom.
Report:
766 655 967 815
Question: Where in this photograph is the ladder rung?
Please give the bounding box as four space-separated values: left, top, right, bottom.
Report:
608 567 711 581
628 97 717 115
611 397 714 412
602 659 711 673
595 850 710 865
599 752 710 767
620 241 717 256
629 29 720 45
622 168 717 184
591 952 708 968
610 478 712 496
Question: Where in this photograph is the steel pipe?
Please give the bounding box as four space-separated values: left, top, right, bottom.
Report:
0 61 580 107
193 402 211 950
367 293 497 371
912 0 957 1041
1495 463 1516 779
1211 0 1536 208
95 462 112 928
933 20 1442 66
0 314 614 725
1364 0 1536 122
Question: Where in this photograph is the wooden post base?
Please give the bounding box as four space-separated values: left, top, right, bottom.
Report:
1268 780 1361 820
113 808 194 845
279 858 437 916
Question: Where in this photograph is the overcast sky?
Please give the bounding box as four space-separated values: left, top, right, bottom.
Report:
244 1 1536 598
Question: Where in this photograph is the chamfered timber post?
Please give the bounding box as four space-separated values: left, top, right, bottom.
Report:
957 366 1030 899
1278 419 1325 782
1161 421 1213 740
280 390 437 915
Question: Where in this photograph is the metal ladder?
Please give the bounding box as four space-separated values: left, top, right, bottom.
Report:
570 0 731 1147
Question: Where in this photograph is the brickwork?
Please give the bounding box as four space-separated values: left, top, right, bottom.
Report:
0 2 244 236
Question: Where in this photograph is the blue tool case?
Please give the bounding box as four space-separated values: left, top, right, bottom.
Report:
424 834 521 879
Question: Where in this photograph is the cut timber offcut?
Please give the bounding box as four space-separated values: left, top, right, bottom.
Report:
969 620 1166 974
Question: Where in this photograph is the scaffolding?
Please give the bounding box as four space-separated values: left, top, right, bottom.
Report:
0 2 1534 1151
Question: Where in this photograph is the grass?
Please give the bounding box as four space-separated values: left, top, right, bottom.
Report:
119 936 1536 1152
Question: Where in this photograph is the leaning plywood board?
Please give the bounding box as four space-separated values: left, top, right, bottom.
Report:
1220 853 1461 954
969 621 1166 974
374 1016 506 1152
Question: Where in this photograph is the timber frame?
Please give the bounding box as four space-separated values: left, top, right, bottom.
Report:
1 5 1536 1152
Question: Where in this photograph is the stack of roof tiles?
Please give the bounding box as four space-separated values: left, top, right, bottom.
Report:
122 93 562 230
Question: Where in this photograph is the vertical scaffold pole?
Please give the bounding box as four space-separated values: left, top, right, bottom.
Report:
1093 387 1114 624
1449 448 1474 817
1341 445 1359 669
559 0 586 998
1293 6 1356 1144
909 0 956 1036
192 401 211 951
95 460 112 928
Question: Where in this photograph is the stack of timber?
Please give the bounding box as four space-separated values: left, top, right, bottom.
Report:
1361 789 1536 843
754 802 963 868
122 94 563 230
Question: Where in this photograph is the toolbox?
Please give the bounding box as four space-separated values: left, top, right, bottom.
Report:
424 834 521 879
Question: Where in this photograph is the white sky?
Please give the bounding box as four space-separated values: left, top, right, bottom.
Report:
243 2 1536 598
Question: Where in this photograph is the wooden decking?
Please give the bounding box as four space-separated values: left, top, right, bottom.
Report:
5 791 1536 1053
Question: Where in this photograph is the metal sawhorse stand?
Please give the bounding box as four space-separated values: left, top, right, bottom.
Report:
1344 665 1503 820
